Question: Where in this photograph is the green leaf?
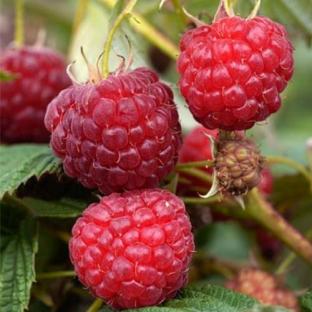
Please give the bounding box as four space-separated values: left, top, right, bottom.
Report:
0 218 38 312
20 196 89 218
122 284 292 311
196 222 252 262
0 144 60 199
300 289 312 312
0 70 17 82
69 0 147 82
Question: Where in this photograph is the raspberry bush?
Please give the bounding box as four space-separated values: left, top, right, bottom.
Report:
1 1 312 312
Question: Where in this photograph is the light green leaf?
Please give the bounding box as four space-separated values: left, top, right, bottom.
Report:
300 289 312 311
0 144 60 199
0 218 38 312
69 0 146 82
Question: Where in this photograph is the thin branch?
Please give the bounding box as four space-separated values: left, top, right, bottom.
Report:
247 188 312 267
100 0 179 60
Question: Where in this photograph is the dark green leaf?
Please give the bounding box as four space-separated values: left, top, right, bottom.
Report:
21 196 89 218
196 222 252 262
0 144 60 199
0 218 38 312
300 289 312 312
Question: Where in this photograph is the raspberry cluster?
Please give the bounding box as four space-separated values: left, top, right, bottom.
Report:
45 67 182 194
227 268 298 311
69 189 194 309
178 16 293 130
0 46 70 142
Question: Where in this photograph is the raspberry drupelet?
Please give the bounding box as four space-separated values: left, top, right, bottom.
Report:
0 46 71 143
69 188 194 309
45 67 182 194
177 16 294 130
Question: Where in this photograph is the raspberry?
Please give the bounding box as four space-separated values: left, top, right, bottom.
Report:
177 16 294 130
179 126 217 188
255 228 281 260
0 46 70 143
179 126 217 165
69 188 194 309
258 167 273 196
45 67 182 194
215 137 264 195
226 268 298 311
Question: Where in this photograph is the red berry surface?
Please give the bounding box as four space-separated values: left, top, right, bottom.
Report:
0 46 70 142
69 188 194 309
258 166 273 196
179 126 217 166
177 16 294 130
45 67 182 194
178 126 217 190
227 268 298 311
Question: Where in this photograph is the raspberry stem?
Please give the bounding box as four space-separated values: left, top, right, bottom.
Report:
14 0 24 46
100 0 179 60
86 299 103 312
102 0 138 78
248 0 261 19
247 188 312 267
171 0 188 24
37 271 76 280
266 155 312 192
176 160 214 169
72 0 90 34
176 167 213 184
181 194 222 204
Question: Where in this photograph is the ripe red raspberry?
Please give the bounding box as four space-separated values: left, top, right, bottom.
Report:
0 46 71 143
177 16 294 130
45 67 182 194
227 268 298 311
69 188 194 309
258 166 273 196
179 126 217 166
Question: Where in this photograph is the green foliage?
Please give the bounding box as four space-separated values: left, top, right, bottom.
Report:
124 284 291 312
0 145 60 199
20 197 88 218
300 289 312 312
0 70 17 82
0 218 38 312
196 222 252 262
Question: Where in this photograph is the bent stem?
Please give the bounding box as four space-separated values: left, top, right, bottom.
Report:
102 0 138 78
15 0 24 46
86 298 103 312
37 270 76 280
100 0 179 60
266 155 312 191
247 188 312 267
